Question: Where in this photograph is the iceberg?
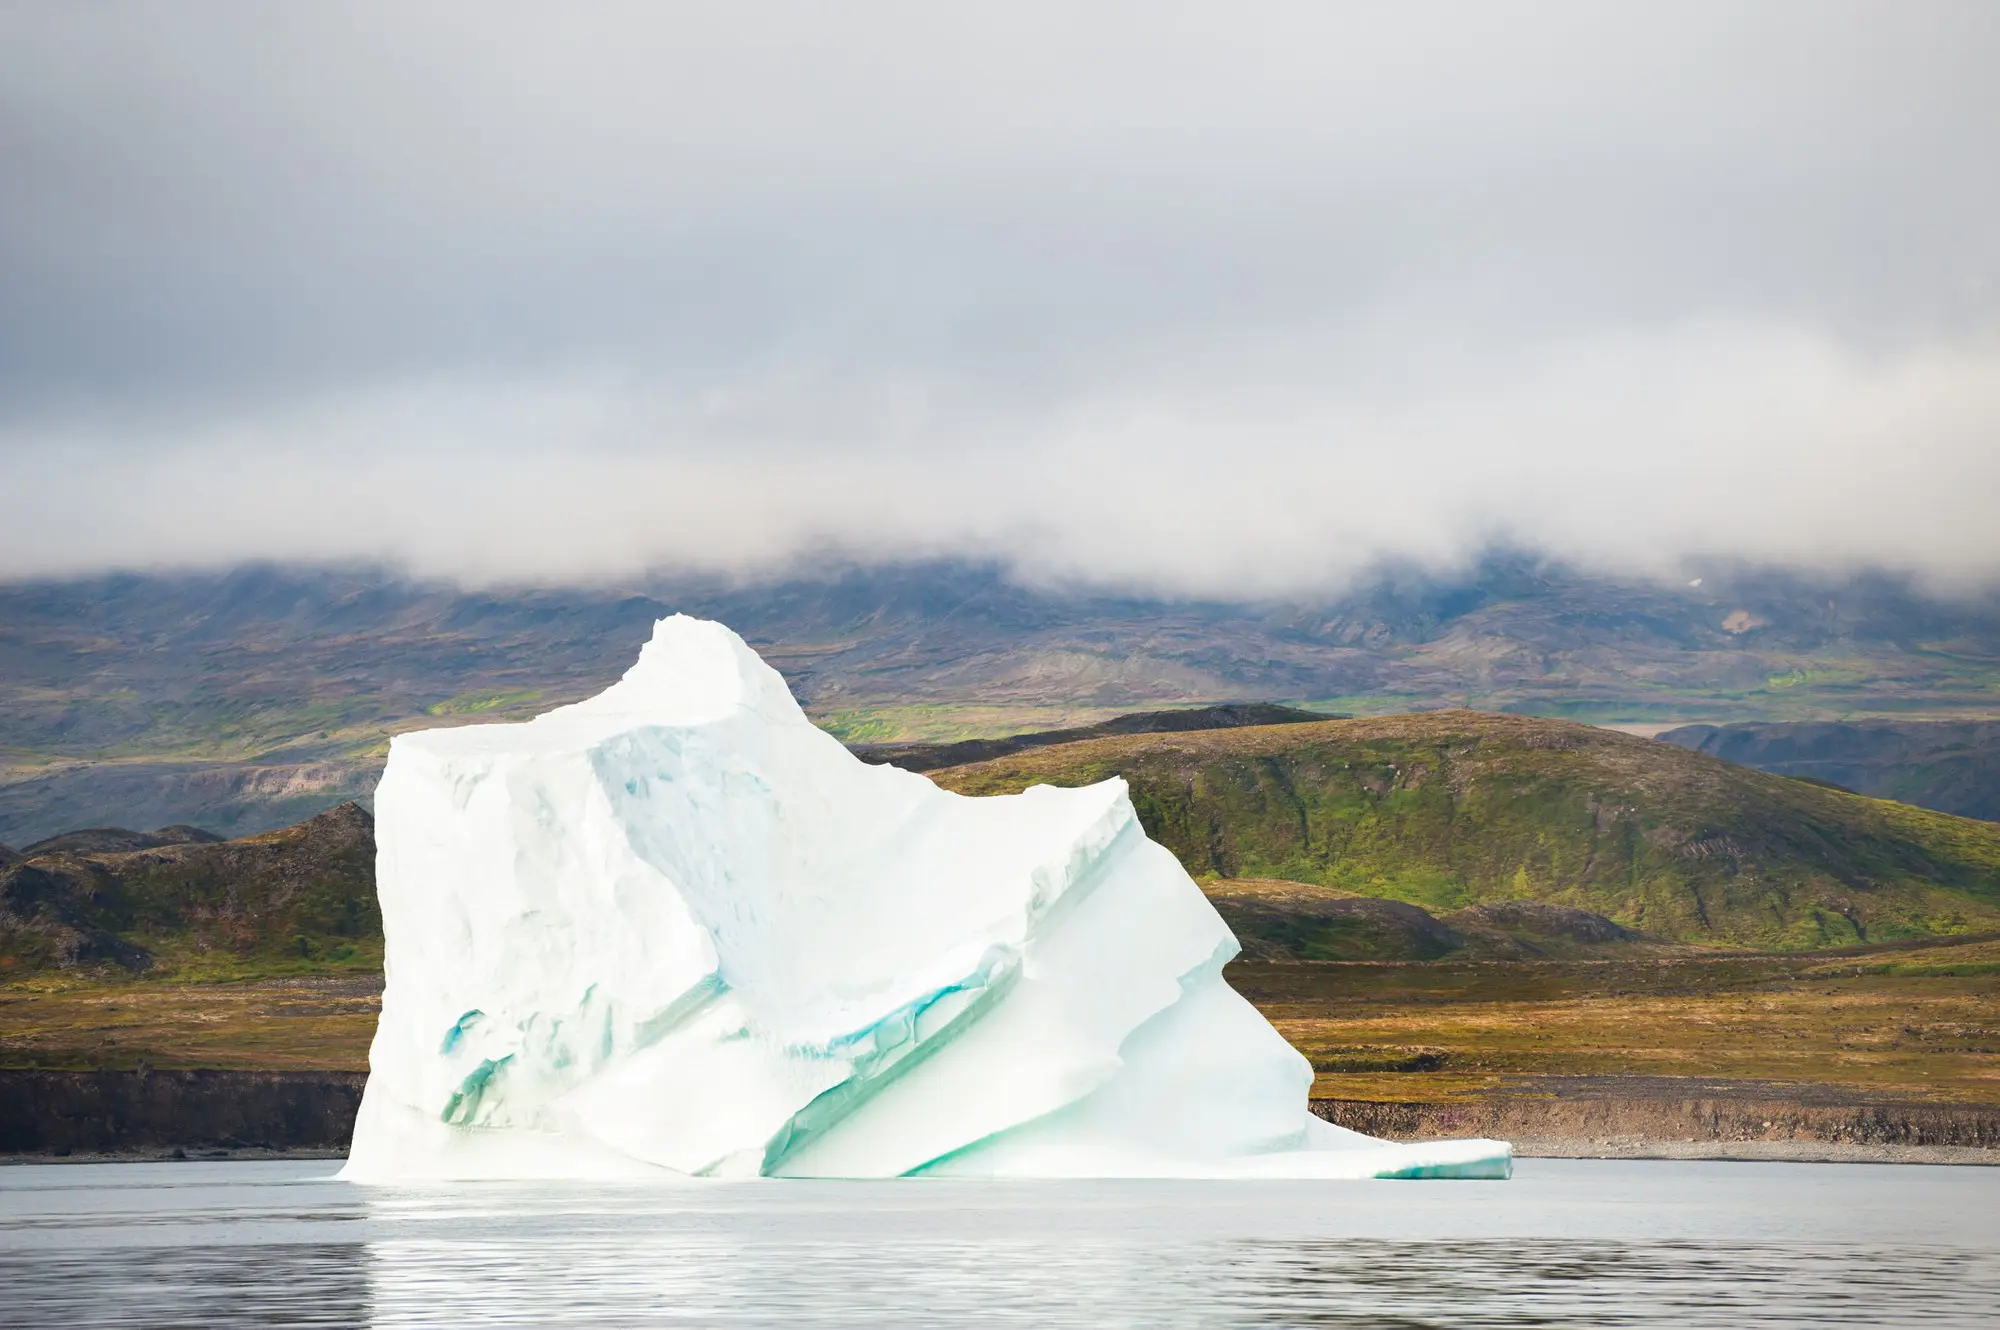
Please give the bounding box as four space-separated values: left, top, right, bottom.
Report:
341 616 1510 1181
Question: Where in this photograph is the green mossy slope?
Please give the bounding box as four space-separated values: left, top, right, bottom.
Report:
931 711 2000 950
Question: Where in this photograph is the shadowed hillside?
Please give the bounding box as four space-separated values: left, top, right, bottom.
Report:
851 703 1329 772
1660 719 2000 823
929 712 2000 950
1202 877 1656 963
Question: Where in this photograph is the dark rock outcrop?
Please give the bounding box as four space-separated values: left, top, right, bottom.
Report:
0 1069 366 1155
0 803 376 973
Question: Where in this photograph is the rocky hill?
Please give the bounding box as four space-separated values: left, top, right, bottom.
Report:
1660 719 2000 823
0 804 376 974
929 712 2000 951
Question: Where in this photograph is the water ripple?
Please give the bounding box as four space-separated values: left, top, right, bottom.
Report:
3 1160 1996 1328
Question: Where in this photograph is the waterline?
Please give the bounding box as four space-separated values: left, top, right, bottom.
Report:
3 1158 1996 1326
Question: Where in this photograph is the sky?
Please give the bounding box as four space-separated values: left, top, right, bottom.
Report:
2 2 1997 595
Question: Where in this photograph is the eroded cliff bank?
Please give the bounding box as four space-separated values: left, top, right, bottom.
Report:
1313 1079 2000 1164
0 1069 364 1157
5 1069 1997 1164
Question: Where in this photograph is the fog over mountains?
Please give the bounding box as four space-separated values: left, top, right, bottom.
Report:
4 10 1995 845
3 554 1997 844
3 6 1998 593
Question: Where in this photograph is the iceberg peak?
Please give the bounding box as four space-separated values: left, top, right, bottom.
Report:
561 614 801 727
342 616 1510 1181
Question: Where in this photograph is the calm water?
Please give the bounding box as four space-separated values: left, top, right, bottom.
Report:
1 1159 1996 1327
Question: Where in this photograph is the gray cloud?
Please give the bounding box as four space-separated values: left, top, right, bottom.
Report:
2 2 1997 592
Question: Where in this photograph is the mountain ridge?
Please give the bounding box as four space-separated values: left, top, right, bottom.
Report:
850 702 1330 772
3 555 1997 842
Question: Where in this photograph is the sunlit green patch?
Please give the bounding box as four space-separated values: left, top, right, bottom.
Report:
426 690 545 717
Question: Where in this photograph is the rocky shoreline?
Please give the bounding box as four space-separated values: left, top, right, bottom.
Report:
4 1069 1995 1165
1311 1080 2000 1165
1511 1138 1997 1165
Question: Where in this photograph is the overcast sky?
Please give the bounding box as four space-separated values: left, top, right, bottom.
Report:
2 2 1996 594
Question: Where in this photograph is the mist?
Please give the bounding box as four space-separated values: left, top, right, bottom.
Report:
3 2 1996 594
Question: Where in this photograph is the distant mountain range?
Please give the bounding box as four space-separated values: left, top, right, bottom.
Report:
2 555 1996 843
1660 720 2000 823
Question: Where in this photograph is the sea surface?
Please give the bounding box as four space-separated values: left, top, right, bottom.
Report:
1 1158 1996 1327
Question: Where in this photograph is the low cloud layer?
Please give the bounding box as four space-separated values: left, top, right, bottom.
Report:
3 3 1997 593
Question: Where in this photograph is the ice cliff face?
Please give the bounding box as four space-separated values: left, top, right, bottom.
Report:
341 616 1509 1181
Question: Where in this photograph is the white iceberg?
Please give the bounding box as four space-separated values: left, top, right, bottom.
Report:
341 616 1509 1181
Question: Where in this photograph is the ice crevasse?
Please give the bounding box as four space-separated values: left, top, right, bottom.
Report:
341 616 1510 1182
